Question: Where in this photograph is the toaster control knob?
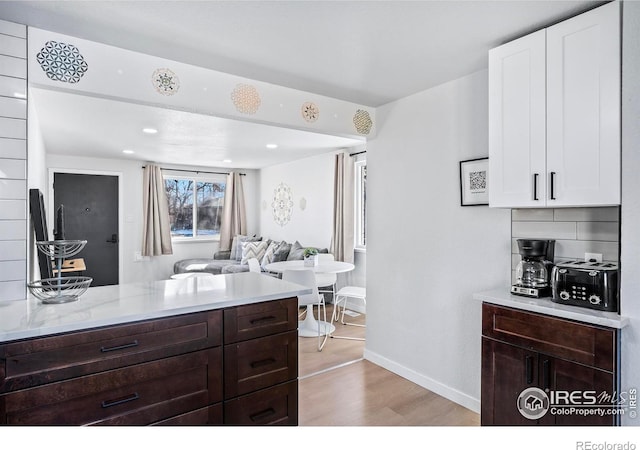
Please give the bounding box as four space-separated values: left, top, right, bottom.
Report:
560 290 570 301
589 295 602 305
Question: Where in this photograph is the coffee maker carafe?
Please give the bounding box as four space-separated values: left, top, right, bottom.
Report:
511 239 555 298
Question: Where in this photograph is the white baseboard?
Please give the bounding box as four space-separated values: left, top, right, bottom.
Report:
363 348 480 414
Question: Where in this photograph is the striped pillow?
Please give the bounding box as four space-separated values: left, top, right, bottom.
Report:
241 241 269 265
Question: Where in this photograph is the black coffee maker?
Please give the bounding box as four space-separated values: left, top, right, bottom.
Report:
511 239 556 298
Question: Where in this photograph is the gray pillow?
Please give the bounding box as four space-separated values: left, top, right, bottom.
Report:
287 241 305 260
272 241 291 263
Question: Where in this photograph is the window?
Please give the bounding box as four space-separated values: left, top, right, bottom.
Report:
355 159 367 249
164 175 226 240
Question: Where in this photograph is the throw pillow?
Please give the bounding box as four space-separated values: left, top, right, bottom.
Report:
272 241 291 262
260 240 281 270
234 235 262 261
286 241 305 260
241 240 268 265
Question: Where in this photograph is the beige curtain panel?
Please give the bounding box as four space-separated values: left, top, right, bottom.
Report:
330 152 355 263
219 171 247 251
142 164 173 256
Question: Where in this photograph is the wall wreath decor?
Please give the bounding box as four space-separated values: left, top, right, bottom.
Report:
271 182 293 227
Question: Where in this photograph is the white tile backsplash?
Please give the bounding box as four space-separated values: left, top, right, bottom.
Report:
0 54 26 79
0 199 26 220
0 179 25 199
0 20 26 39
0 117 25 139
512 207 620 264
0 96 26 119
0 33 26 59
0 158 26 179
0 220 26 240
0 75 26 99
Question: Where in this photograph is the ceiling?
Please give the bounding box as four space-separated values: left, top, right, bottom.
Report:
2 0 604 169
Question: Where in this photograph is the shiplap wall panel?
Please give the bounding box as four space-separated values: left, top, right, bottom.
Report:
0 96 26 118
0 180 26 199
0 34 26 59
0 240 25 261
0 19 26 301
0 260 26 281
0 158 26 179
0 55 26 78
0 20 26 39
0 138 26 159
0 280 27 301
0 199 26 220
0 117 26 139
0 75 26 98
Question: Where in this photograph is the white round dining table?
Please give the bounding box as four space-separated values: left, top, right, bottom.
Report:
265 259 355 337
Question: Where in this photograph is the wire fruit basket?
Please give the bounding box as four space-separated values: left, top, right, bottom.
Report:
27 276 93 304
28 240 92 304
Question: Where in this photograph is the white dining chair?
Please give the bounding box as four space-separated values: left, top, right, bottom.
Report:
331 286 366 341
315 253 337 302
282 269 329 351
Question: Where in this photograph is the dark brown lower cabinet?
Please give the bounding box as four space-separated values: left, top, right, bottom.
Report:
0 297 299 426
481 303 618 426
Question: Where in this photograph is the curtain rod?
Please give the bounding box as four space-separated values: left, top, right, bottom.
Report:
350 150 367 157
142 166 246 176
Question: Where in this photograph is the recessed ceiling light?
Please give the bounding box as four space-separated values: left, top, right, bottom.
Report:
266 144 278 149
122 149 134 154
223 159 232 163
142 128 158 134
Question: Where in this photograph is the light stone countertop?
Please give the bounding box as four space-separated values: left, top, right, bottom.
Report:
0 272 311 343
474 288 629 329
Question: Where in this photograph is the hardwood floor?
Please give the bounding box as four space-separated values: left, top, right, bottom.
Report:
298 304 480 426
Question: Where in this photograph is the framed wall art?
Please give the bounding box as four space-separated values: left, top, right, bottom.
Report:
459 157 489 206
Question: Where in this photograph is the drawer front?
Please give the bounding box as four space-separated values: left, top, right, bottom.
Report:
482 303 616 371
0 348 222 425
224 380 298 425
0 310 222 393
224 330 297 398
151 404 223 425
224 297 297 343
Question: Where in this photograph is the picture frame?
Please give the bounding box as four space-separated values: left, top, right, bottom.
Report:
459 157 489 206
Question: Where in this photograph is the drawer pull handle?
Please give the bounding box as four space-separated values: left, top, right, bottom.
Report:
542 359 550 390
250 358 276 369
249 407 276 422
250 315 277 325
100 340 139 353
101 392 140 408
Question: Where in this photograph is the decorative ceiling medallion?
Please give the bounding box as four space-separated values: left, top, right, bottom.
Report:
231 83 261 114
36 41 88 84
152 68 180 95
301 102 319 123
353 109 373 135
271 182 293 227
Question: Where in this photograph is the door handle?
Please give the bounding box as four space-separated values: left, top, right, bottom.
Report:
533 173 539 201
550 172 556 200
525 355 534 384
106 234 119 244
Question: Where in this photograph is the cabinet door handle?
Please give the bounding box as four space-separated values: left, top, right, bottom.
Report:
250 357 276 369
525 355 534 384
533 174 539 201
250 315 276 325
550 172 556 200
249 407 276 422
101 392 140 408
542 359 550 390
100 340 139 353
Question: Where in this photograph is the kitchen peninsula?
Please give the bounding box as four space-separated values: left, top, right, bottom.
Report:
0 272 309 425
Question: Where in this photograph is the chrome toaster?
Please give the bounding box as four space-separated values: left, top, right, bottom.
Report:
551 260 619 312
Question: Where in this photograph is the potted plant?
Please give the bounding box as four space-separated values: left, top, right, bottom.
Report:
303 247 319 267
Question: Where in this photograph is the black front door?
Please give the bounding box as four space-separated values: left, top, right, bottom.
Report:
54 172 119 286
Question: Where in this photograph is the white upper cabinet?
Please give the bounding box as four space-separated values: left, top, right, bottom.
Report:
488 1 620 208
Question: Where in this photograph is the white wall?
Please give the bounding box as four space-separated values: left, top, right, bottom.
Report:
259 152 337 250
620 0 640 427
44 154 259 283
365 69 511 412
